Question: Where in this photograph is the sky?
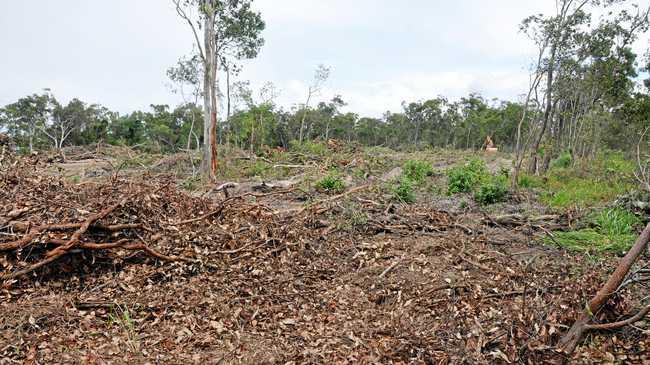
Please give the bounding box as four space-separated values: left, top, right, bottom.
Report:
0 0 648 117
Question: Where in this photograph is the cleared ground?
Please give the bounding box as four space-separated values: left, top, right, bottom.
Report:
1 144 648 364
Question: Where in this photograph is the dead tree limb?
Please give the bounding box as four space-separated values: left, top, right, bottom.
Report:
584 305 650 331
557 222 650 354
0 195 133 281
284 185 371 216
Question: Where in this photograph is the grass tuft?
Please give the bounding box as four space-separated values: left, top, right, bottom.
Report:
316 172 345 194
546 208 641 254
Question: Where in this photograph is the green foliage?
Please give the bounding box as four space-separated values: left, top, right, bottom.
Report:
403 159 433 184
316 172 345 194
591 208 640 237
540 153 634 209
246 160 271 177
447 158 509 205
107 305 138 352
447 159 488 194
542 177 624 209
392 176 416 203
550 152 572 169
518 173 543 188
474 175 508 205
289 140 328 156
180 176 201 191
546 208 640 254
599 151 635 175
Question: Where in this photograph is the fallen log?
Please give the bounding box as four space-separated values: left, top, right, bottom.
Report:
557 222 650 354
488 214 560 226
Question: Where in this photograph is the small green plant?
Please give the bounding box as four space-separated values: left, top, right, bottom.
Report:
447 159 488 194
392 176 416 203
474 175 508 205
247 160 271 177
498 166 510 178
403 159 433 184
518 174 541 188
180 175 201 191
340 202 369 229
316 173 345 193
107 305 139 352
551 152 572 169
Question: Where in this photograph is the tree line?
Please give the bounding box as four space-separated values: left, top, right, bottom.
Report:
1 0 649 179
2 88 648 154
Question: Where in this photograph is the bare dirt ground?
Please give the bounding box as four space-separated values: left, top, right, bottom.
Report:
1 146 649 364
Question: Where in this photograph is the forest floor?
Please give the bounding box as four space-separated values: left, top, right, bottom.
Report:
1 142 649 364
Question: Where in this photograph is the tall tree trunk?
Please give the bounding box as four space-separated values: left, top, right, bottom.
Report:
298 95 311 144
226 64 231 123
201 9 218 180
512 74 541 188
530 43 556 174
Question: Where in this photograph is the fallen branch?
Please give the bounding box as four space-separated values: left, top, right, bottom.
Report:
487 214 559 227
379 258 402 278
584 305 650 331
7 222 142 234
558 222 650 354
1 194 135 280
283 185 371 216
174 188 295 226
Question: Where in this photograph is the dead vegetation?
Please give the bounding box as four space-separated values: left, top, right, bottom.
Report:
1 147 649 364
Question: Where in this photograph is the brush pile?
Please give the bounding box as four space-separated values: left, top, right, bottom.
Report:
0 158 324 284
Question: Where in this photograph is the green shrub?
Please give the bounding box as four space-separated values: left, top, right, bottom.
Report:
392 176 416 203
447 159 488 194
403 159 433 184
247 160 271 177
316 173 345 194
289 140 328 156
551 152 572 169
474 175 508 205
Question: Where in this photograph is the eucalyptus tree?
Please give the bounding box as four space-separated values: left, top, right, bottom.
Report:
167 55 203 151
521 0 593 173
41 97 100 151
0 91 54 152
298 64 330 143
173 0 264 179
521 0 649 173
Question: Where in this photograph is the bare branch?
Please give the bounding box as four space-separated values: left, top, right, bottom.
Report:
173 0 206 62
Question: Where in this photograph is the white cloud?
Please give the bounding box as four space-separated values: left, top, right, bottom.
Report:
0 0 647 118
335 70 530 117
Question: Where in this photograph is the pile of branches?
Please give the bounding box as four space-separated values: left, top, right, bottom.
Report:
0 158 326 284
